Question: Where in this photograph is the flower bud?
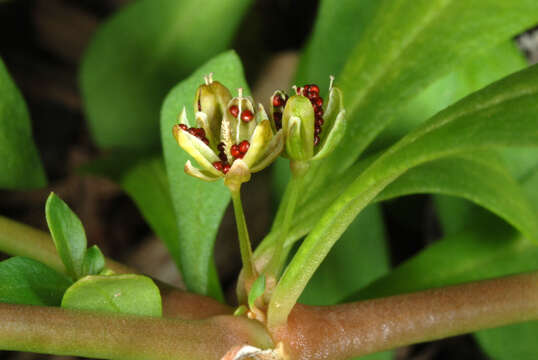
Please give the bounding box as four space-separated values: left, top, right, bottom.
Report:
269 77 346 163
282 95 315 161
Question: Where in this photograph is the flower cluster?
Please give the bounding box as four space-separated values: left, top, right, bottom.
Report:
173 74 346 187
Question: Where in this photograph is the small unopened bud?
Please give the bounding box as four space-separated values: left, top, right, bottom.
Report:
282 95 315 161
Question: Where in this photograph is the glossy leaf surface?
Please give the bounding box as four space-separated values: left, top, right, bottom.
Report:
321 0 538 176
0 257 71 306
45 193 88 280
62 274 162 317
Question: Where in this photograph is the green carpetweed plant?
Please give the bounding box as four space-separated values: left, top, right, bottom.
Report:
1 0 538 359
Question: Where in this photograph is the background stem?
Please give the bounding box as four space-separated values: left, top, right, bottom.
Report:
274 271 538 360
230 188 257 283
0 303 273 360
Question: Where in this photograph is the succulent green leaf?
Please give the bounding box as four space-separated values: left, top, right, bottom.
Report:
82 245 105 276
81 0 252 150
248 275 266 310
61 274 162 317
45 193 87 280
161 51 249 299
0 257 72 306
0 58 46 189
371 41 527 154
377 151 538 242
312 0 538 182
268 64 538 326
295 0 380 86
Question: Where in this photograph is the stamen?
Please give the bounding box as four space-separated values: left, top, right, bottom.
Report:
208 72 214 83
329 75 335 90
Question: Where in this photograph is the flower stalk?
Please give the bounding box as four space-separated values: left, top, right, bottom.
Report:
230 187 257 284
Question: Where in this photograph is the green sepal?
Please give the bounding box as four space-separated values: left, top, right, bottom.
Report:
283 95 315 160
312 109 346 160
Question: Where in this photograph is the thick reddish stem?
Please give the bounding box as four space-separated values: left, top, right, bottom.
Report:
275 271 538 360
0 303 273 360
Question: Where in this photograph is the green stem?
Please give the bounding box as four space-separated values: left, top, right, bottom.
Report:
0 216 132 274
0 303 273 360
230 187 256 282
265 171 304 278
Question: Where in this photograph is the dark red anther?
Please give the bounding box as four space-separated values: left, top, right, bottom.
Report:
223 163 231 174
229 105 239 117
315 117 324 127
230 144 241 158
217 142 225 152
197 128 206 137
188 128 197 136
314 135 321 146
239 140 250 154
273 112 282 130
307 91 318 100
315 126 322 135
296 86 303 95
219 152 228 162
178 124 188 131
314 97 323 107
202 137 209 145
315 107 324 117
273 95 284 107
308 84 320 94
241 109 254 122
213 161 223 171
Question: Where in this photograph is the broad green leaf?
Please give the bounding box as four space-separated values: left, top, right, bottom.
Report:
268 64 538 326
0 58 46 189
45 193 87 280
0 256 72 306
248 275 265 309
262 148 536 272
370 41 527 154
377 151 538 242
62 274 162 317
299 205 389 306
81 0 252 150
161 51 249 299
295 0 380 86
312 0 538 183
82 245 105 276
